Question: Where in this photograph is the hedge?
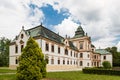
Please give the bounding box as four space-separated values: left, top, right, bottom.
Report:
83 68 120 76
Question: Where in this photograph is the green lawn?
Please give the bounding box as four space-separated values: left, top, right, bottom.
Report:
0 68 16 73
0 68 120 80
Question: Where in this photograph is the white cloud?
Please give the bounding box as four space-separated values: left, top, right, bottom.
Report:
0 0 44 39
47 0 120 48
1 0 120 49
54 17 79 38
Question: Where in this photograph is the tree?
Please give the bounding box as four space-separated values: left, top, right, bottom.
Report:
105 47 120 67
16 37 46 80
0 37 11 66
102 61 111 69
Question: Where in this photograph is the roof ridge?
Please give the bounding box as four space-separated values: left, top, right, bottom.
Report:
26 25 64 39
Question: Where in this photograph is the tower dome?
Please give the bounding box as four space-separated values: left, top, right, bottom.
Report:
74 25 85 38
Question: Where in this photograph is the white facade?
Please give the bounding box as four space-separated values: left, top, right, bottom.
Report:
9 25 112 71
116 41 120 52
100 54 112 66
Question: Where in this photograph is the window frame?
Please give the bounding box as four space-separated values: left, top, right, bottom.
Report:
45 43 49 51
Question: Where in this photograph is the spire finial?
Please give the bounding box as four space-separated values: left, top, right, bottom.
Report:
22 26 24 30
65 35 68 38
41 22 42 26
86 33 88 36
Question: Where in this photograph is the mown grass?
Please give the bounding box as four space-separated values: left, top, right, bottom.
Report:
47 71 120 80
0 74 16 80
0 68 120 80
0 68 16 73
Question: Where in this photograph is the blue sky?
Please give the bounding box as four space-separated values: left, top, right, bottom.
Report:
1 0 120 49
41 4 69 26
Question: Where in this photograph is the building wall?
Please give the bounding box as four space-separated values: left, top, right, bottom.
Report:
9 29 113 71
100 54 112 67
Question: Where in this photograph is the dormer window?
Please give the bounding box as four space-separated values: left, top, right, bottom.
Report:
21 34 24 39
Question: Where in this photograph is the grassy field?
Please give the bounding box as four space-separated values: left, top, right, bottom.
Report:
0 68 120 80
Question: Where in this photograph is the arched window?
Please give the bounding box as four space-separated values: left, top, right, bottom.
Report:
21 34 24 39
103 55 106 60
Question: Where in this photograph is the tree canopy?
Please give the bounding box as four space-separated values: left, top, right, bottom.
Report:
106 47 120 67
0 37 11 66
16 37 46 80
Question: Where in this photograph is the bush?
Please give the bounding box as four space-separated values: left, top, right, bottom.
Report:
16 37 46 80
102 61 111 69
83 68 120 76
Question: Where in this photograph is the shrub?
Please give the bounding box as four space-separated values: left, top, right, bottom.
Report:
16 37 46 80
83 68 120 76
102 61 112 69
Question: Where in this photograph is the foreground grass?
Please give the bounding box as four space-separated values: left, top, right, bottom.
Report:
0 71 120 80
47 71 120 80
0 74 16 80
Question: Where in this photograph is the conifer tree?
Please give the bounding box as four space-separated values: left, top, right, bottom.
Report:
16 37 46 80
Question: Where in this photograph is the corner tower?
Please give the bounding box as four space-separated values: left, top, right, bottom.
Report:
69 25 92 52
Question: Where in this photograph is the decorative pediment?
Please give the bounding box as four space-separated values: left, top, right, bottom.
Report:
19 40 24 44
64 39 69 47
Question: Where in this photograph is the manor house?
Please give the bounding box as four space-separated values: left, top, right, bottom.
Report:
9 24 112 71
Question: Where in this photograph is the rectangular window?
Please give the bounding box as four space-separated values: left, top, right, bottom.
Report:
71 61 72 65
80 53 83 58
74 53 75 57
58 60 60 64
67 60 69 65
51 59 54 64
58 47 60 54
15 58 18 64
94 55 96 59
76 53 78 58
51 45 54 52
80 61 83 66
103 56 106 60
71 51 72 56
65 49 68 55
45 43 49 51
80 43 83 49
15 45 18 53
63 60 65 64
21 45 24 52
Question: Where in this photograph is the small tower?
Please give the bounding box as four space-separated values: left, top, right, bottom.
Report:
74 25 85 38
